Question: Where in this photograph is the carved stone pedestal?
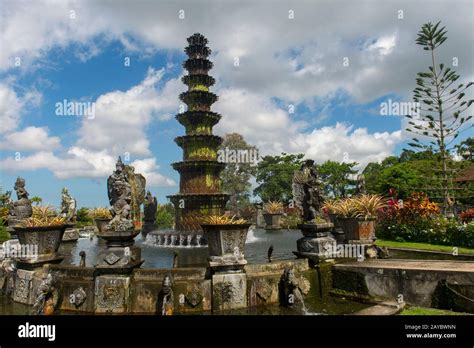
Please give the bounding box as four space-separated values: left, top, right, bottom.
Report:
294 223 336 263
201 224 250 311
96 229 143 274
12 269 36 304
212 272 247 311
62 228 79 242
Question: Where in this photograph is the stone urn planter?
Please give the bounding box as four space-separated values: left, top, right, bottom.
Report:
94 218 112 233
201 223 251 270
337 217 376 243
12 224 68 267
263 213 282 230
328 213 345 244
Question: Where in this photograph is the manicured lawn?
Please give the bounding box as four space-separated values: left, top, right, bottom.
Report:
400 306 471 315
376 239 474 255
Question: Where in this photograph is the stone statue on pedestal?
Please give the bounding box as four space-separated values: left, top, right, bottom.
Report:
107 157 146 230
32 273 59 315
355 174 367 195
143 191 157 224
60 187 76 222
292 160 336 263
107 157 134 231
8 177 32 226
292 160 324 222
157 274 174 315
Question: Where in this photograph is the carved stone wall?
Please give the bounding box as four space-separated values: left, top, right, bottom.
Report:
95 275 130 313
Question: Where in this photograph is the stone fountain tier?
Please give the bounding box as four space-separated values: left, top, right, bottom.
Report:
95 229 144 274
175 111 222 130
168 193 229 234
146 231 206 247
45 258 313 314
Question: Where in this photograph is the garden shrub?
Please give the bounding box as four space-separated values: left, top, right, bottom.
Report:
376 192 474 248
459 208 474 223
0 219 10 243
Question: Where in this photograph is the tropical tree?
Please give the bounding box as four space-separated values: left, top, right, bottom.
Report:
76 207 94 227
317 160 358 198
254 153 304 202
219 133 258 213
406 21 473 213
156 203 174 229
30 196 43 206
455 137 474 162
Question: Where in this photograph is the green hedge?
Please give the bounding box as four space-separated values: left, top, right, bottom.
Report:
376 218 474 249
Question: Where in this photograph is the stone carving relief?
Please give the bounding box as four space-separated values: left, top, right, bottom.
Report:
185 284 203 308
96 277 127 313
70 287 87 308
13 269 34 303
255 278 274 302
221 231 235 254
32 272 59 315
215 278 245 306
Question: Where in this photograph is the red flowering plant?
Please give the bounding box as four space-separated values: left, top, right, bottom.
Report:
281 205 303 229
377 189 442 242
459 208 474 223
379 190 440 223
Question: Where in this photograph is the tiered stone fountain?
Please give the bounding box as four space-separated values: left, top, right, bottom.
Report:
166 33 229 245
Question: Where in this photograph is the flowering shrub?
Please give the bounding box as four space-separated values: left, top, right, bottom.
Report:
380 191 440 223
377 191 474 248
459 208 474 223
281 206 302 229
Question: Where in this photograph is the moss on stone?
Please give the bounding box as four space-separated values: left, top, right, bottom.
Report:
332 269 369 295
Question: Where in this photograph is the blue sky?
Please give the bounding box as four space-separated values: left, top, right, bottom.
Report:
0 0 472 208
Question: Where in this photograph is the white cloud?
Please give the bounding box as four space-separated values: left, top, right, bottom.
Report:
1 0 472 181
214 87 404 170
0 83 22 135
0 147 176 187
367 34 397 56
131 158 176 187
299 123 403 169
1 0 472 104
0 126 61 151
0 69 179 186
76 67 180 157
214 88 306 155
